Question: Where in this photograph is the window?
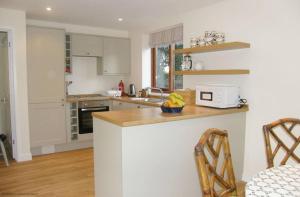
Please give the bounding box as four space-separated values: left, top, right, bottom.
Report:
151 43 183 92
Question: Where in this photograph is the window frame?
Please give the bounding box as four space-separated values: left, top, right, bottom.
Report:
151 45 174 92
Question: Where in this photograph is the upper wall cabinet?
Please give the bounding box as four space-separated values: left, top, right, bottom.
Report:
103 37 130 75
71 34 103 57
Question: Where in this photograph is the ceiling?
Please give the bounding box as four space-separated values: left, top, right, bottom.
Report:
0 0 223 30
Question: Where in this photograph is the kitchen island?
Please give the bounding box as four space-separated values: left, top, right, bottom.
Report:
92 105 248 197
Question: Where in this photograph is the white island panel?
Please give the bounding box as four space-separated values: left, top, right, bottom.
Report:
94 112 246 197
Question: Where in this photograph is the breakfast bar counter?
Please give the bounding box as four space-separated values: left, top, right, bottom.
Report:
92 106 248 197
92 105 248 127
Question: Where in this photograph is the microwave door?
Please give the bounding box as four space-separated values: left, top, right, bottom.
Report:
200 91 213 101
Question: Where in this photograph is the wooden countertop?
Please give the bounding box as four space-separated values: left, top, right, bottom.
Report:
66 95 110 102
66 95 162 107
111 97 162 107
92 105 249 127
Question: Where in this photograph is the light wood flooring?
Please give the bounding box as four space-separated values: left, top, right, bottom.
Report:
0 148 94 197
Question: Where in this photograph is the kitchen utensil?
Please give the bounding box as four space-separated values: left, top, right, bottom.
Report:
128 84 136 97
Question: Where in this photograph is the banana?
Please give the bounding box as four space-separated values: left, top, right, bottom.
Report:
164 93 185 108
170 93 184 102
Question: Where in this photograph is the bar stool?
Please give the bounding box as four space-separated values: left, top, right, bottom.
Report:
0 134 9 166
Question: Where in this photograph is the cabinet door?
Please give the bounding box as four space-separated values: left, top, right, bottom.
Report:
27 26 65 103
29 103 66 147
103 37 130 75
71 34 103 57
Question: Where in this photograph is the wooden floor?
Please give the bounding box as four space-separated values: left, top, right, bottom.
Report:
0 148 94 197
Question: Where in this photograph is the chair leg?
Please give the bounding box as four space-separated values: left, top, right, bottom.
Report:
0 140 9 166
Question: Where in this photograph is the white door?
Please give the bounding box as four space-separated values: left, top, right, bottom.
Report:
0 32 12 152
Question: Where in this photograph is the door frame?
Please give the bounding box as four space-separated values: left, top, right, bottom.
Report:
0 28 17 159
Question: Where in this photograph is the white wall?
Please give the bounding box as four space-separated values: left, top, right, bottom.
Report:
130 0 300 180
129 32 151 91
66 56 129 94
0 8 32 161
181 0 300 180
27 19 129 38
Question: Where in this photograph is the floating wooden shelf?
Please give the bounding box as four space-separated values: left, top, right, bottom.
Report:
175 69 250 75
174 42 250 54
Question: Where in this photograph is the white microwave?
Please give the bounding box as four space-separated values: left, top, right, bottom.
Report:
196 84 240 108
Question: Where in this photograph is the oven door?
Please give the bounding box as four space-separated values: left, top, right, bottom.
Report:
78 106 109 134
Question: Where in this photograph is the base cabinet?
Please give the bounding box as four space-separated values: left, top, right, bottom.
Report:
29 103 67 148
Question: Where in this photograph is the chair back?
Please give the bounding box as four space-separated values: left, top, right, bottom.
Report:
195 128 237 197
263 118 300 168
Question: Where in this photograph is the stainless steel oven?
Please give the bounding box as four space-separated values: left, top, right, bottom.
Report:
78 100 109 134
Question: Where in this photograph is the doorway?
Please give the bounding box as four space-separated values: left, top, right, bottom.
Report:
0 31 13 159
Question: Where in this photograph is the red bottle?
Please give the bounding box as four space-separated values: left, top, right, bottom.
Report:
118 80 125 96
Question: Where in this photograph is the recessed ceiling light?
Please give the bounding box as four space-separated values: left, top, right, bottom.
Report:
46 7 52 11
118 18 123 22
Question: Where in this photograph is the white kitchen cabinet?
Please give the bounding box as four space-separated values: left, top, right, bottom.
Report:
103 37 130 75
29 103 66 148
27 26 67 148
27 26 65 103
71 34 103 57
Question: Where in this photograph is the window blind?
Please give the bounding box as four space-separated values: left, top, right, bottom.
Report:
149 25 183 48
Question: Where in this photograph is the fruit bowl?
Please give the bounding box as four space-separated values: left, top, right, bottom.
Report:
161 105 184 113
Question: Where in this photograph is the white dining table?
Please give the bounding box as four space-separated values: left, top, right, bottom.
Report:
246 164 300 197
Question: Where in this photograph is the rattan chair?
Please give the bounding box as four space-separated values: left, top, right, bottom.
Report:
263 118 300 168
195 128 245 197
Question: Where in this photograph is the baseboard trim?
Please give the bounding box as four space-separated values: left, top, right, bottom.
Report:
31 140 93 156
16 152 33 162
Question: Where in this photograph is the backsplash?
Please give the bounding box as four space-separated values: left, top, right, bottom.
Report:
65 56 129 95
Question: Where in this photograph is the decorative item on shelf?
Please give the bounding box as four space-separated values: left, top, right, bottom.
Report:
190 31 226 47
181 54 192 71
193 61 205 70
214 32 225 44
197 37 206 46
190 37 197 48
161 93 185 113
204 31 215 45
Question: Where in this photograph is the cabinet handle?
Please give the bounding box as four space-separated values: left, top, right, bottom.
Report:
62 98 65 101
62 104 65 106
